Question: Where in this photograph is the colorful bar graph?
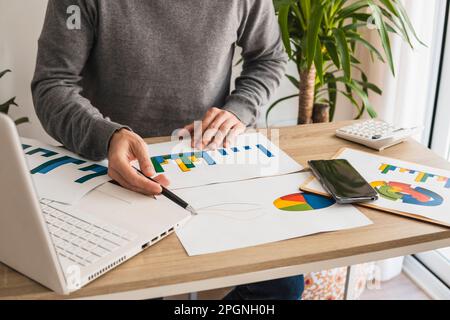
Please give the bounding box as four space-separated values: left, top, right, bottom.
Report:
379 164 396 174
256 144 274 158
23 144 111 190
31 156 86 174
151 151 218 173
416 172 425 182
75 164 108 184
379 163 450 189
151 156 165 173
175 159 190 172
26 147 58 158
200 152 216 165
150 144 274 173
180 156 195 169
416 172 435 183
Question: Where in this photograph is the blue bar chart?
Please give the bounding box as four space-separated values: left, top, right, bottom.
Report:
151 144 275 173
25 146 108 184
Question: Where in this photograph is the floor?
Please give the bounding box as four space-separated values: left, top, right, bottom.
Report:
359 272 430 300
166 272 431 300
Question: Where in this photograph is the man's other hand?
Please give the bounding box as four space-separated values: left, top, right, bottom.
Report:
108 129 169 195
184 107 246 149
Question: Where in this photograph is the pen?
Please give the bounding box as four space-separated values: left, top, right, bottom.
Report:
132 166 198 215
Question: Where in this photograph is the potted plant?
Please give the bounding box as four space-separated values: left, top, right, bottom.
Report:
267 0 423 125
0 69 29 125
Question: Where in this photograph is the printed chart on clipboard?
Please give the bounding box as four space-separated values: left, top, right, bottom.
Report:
301 148 450 227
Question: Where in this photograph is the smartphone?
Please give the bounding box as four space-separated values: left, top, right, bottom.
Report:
308 159 378 204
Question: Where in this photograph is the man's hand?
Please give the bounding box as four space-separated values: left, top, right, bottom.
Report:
184 107 246 149
108 129 169 195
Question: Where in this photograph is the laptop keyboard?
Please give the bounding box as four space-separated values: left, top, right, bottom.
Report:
40 200 137 268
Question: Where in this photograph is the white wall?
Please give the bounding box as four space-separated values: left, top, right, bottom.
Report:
0 0 52 142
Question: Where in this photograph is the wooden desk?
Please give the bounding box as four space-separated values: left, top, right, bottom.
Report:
1 121 450 300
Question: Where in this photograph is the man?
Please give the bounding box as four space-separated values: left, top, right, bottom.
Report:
32 0 304 300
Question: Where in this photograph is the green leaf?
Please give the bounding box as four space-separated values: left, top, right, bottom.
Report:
326 73 337 121
361 71 369 95
395 0 427 47
299 0 311 23
337 0 368 19
342 92 362 115
333 28 351 81
272 0 421 122
324 40 340 69
286 74 300 89
14 117 30 126
346 32 385 62
347 81 378 118
273 0 292 12
278 3 293 58
358 80 382 95
0 97 18 114
368 0 395 76
292 2 307 30
265 94 299 127
379 0 400 17
379 6 412 48
306 1 324 69
314 40 324 84
0 69 11 79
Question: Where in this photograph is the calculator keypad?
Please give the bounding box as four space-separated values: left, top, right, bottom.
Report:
338 120 395 140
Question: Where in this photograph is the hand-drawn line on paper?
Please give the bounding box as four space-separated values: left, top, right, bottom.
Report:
195 202 267 221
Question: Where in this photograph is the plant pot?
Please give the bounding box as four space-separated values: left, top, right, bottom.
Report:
312 103 330 123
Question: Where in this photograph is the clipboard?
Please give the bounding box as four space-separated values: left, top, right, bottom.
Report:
300 148 450 228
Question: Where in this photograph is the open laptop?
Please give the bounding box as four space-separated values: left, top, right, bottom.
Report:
0 113 191 295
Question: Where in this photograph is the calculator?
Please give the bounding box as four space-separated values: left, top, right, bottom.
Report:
336 120 418 151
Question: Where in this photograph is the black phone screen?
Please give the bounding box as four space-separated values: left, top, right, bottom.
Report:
308 159 378 201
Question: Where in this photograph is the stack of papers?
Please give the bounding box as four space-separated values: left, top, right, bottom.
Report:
144 133 372 255
22 133 373 256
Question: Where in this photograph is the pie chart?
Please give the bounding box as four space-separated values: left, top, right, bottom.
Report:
371 181 443 207
273 193 335 212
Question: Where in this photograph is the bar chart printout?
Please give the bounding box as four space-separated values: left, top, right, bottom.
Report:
21 137 111 205
147 133 303 189
151 144 275 174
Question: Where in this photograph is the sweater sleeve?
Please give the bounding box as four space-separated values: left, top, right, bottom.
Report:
223 0 288 126
31 0 125 161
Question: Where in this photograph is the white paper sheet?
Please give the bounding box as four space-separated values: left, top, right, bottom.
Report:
303 148 450 226
147 133 302 189
21 138 111 204
50 182 191 238
175 173 372 256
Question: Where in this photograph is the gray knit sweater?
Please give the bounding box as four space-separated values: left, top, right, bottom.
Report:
32 0 287 160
